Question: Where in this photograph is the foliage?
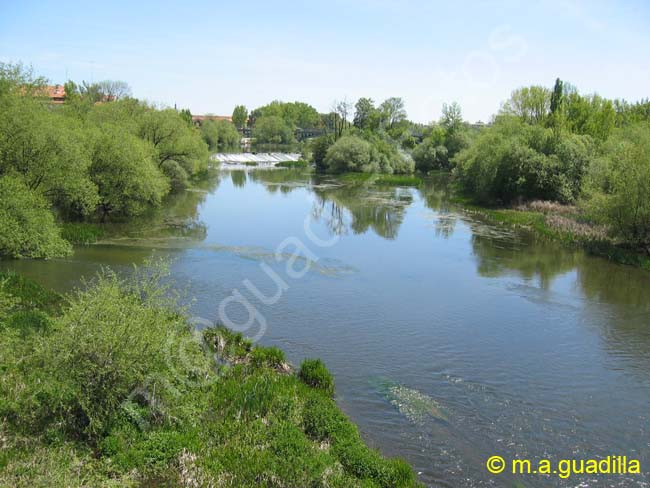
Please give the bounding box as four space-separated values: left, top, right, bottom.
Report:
89 126 169 219
585 124 650 247
311 134 335 172
299 359 335 395
59 222 105 245
200 118 240 150
500 85 551 125
0 269 418 486
412 138 449 172
232 104 248 128
353 97 375 129
324 135 373 173
252 115 296 144
454 116 595 204
251 100 321 129
0 175 72 258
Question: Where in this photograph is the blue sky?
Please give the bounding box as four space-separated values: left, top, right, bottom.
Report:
1 0 649 122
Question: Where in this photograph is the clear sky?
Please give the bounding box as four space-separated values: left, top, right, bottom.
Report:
1 0 648 123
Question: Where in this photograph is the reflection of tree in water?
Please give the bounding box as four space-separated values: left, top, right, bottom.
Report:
311 183 412 239
247 169 312 194
230 170 247 188
576 261 650 372
418 173 457 239
470 228 580 289
106 171 221 242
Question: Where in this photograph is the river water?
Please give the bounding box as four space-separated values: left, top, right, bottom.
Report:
4 169 650 487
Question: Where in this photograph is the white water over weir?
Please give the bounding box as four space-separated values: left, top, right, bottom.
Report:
212 152 302 168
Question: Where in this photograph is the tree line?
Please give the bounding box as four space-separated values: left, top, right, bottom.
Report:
0 63 213 258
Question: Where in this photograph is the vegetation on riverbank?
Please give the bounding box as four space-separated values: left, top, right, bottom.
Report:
0 266 419 487
0 63 211 259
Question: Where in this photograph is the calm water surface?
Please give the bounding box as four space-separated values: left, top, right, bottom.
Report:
5 169 650 487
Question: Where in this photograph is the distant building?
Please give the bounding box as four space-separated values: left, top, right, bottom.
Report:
41 85 66 104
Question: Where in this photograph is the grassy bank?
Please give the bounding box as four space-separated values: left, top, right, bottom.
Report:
454 196 650 270
0 267 419 487
340 173 423 186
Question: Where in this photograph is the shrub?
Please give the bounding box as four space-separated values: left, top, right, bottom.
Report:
311 134 334 172
298 359 334 395
0 175 72 259
250 346 287 369
412 139 449 172
588 124 650 246
324 136 374 173
454 116 594 204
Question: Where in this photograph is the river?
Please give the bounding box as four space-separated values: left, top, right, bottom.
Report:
4 169 650 487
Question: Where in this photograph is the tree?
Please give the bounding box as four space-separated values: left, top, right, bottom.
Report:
353 97 375 129
440 102 463 132
179 108 193 126
590 124 650 247
0 175 72 258
200 119 240 150
311 135 335 172
550 78 564 115
412 139 448 172
232 105 248 129
0 92 98 217
331 99 352 139
379 97 407 128
324 135 373 173
89 126 169 219
501 86 551 125
95 80 131 101
252 115 295 144
138 108 209 177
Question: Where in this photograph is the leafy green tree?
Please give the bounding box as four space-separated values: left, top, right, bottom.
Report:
455 116 594 203
379 97 407 128
0 92 98 217
412 139 448 172
564 93 616 141
587 124 650 246
252 115 295 144
353 97 376 129
501 86 551 125
232 105 248 128
311 134 335 172
550 78 564 115
200 119 240 150
138 108 209 176
324 136 373 173
0 175 72 258
179 108 193 126
250 101 320 129
89 126 169 219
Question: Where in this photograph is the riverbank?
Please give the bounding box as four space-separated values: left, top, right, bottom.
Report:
0 268 418 487
454 195 650 270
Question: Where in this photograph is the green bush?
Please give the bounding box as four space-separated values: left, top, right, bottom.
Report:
325 136 374 173
412 138 448 172
250 346 287 369
0 175 72 259
454 116 594 204
586 123 650 246
299 359 334 395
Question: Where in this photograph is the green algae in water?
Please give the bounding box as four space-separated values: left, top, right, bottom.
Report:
375 378 448 423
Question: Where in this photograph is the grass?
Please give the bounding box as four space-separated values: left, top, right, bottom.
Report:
454 195 650 270
59 222 106 245
340 173 423 186
275 160 309 169
0 270 420 487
